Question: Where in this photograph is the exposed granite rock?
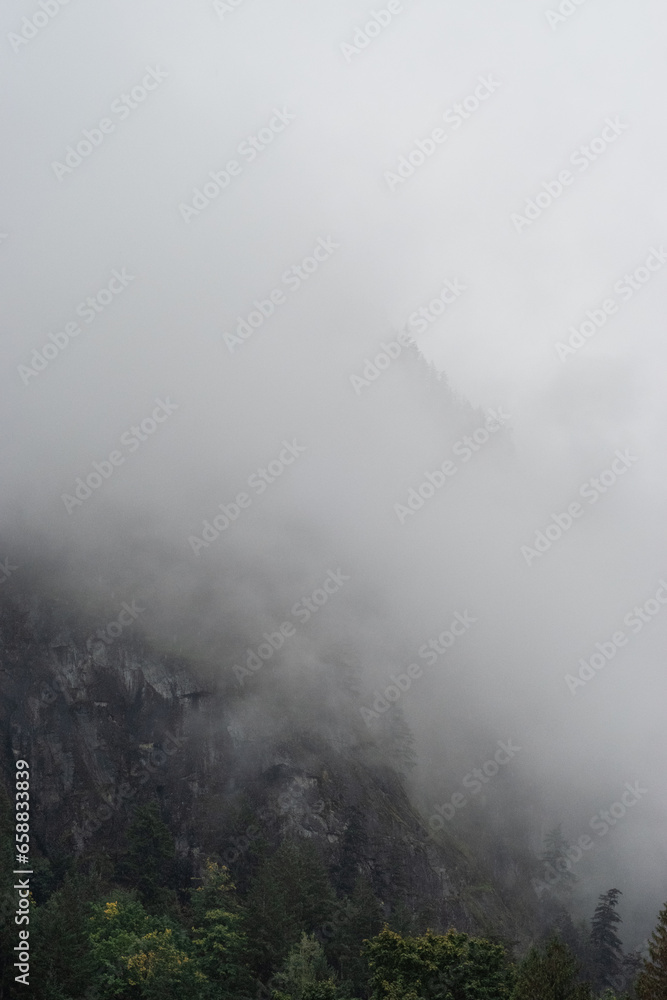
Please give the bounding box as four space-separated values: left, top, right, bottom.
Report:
0 584 534 947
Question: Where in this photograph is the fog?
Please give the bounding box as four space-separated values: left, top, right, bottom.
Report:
1 0 666 947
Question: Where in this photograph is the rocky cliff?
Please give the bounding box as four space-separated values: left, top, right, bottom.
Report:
0 574 539 949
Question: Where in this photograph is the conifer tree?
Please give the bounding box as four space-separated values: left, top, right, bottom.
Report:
549 911 587 966
244 838 336 979
637 902 667 1000
189 859 253 998
327 876 384 994
30 870 103 999
590 889 624 993
538 825 578 895
88 892 207 1000
117 801 176 909
365 925 514 1000
512 936 593 1000
271 932 339 1000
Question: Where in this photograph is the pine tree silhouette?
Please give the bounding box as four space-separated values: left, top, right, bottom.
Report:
590 888 624 992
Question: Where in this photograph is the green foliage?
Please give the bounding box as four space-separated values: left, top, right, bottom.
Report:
117 802 176 910
511 936 592 1000
591 889 624 993
88 892 167 996
189 859 254 998
364 924 514 1000
121 926 207 1000
271 932 340 1000
538 912 596 987
88 891 207 999
244 838 337 978
30 870 103 999
637 901 667 999
326 876 384 994
0 776 650 1000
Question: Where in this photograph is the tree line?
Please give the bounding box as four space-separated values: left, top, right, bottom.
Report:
1 796 666 999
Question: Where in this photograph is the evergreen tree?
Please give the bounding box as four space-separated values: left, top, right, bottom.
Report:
539 912 593 984
365 925 514 1000
30 870 103 999
590 889 624 993
244 838 336 979
189 859 253 998
615 949 644 997
511 936 592 1000
550 912 588 966
87 891 207 999
117 801 176 910
271 933 339 1000
538 826 578 895
326 876 384 995
637 902 667 1000
123 926 207 1000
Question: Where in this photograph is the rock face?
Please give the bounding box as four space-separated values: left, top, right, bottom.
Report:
0 581 533 946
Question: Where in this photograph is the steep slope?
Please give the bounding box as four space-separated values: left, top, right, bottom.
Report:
0 577 538 950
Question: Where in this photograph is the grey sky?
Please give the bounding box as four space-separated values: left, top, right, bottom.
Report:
2 0 666 945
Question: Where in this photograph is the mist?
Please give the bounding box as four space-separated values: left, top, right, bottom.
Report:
2 0 667 949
